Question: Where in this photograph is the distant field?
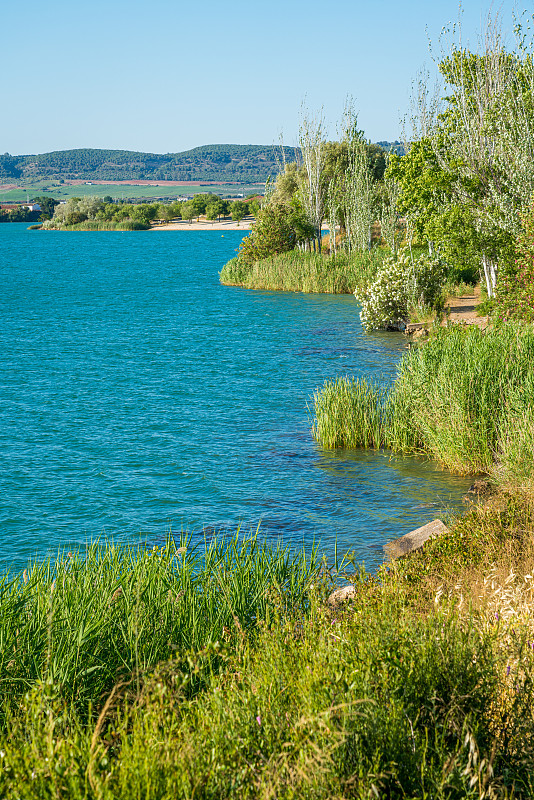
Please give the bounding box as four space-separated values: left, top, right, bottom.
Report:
0 181 265 203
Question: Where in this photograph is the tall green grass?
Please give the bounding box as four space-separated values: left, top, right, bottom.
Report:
0 534 318 718
220 249 385 294
313 323 534 476
312 376 387 448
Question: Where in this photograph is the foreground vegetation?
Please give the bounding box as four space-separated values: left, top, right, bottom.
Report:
1 498 534 797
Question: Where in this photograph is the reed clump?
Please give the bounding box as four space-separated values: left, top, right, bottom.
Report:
313 323 534 478
61 220 150 231
312 376 387 448
220 249 384 294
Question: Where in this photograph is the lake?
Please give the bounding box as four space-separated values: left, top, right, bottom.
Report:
0 223 470 572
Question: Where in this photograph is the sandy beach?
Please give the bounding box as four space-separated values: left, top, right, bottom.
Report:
151 218 254 231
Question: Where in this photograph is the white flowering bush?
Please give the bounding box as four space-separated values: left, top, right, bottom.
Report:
354 249 446 331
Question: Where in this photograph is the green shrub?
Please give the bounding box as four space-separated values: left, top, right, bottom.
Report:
237 202 297 266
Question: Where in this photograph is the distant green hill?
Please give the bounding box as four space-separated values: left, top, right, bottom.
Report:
0 142 402 184
0 145 300 183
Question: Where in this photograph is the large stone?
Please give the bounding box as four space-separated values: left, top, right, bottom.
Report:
384 519 449 559
327 584 357 607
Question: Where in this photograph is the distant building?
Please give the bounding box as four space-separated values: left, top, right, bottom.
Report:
0 202 41 211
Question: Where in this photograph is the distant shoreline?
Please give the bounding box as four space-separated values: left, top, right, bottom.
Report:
151 218 254 231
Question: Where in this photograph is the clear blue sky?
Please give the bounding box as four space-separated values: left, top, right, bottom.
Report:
2 0 525 155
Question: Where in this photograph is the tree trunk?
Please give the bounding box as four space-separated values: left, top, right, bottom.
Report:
482 254 493 297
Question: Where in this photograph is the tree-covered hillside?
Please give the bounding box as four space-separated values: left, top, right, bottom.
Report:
0 142 400 183
0 145 301 183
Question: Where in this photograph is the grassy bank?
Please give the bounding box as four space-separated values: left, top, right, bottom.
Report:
1 499 534 797
220 249 384 293
313 323 534 479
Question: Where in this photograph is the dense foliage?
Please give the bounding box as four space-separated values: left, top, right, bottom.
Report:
0 206 40 223
387 27 534 302
236 203 298 266
494 201 534 322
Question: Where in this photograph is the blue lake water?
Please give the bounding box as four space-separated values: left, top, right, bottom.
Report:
0 223 471 572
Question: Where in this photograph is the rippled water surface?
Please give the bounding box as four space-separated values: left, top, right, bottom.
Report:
0 224 471 571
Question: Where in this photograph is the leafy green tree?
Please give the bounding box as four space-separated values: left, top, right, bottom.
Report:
249 198 261 216
65 211 88 226
131 203 158 225
169 201 183 219
95 203 117 222
270 162 301 204
190 193 214 220
409 19 534 294
157 203 177 222
495 201 534 321
231 201 248 222
181 201 195 222
237 203 296 265
206 200 225 221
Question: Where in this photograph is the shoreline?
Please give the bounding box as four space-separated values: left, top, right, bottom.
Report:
150 218 254 231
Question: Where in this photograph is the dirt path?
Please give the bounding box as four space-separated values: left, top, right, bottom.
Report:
444 285 488 329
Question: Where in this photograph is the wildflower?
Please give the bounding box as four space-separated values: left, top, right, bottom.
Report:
256 715 261 726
